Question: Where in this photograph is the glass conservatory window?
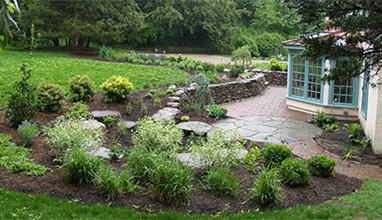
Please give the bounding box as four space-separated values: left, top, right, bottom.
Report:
290 54 324 103
330 60 358 107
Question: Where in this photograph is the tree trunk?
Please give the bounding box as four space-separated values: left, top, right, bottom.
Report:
51 38 59 46
70 38 76 47
86 37 91 47
77 38 85 47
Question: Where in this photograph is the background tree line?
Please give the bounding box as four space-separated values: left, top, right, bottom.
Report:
9 0 310 57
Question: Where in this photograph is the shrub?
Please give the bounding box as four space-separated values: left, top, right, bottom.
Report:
216 63 225 72
262 144 292 166
268 58 283 71
202 166 241 197
155 89 166 98
208 105 228 119
177 54 184 62
249 167 283 205
2 64 42 126
188 129 246 168
153 97 162 108
146 60 153 64
120 104 130 118
196 65 204 71
145 93 153 98
45 118 104 161
65 102 92 120
100 76 134 102
154 59 161 65
151 158 193 205
180 116 190 121
232 46 252 66
307 156 338 178
167 55 177 62
141 103 148 116
149 89 157 94
201 62 216 72
229 64 245 77
132 117 183 156
279 158 311 186
187 62 196 71
17 121 40 147
63 147 102 185
183 73 214 114
0 134 50 176
99 45 112 60
36 81 66 113
103 115 115 127
184 102 197 112
205 72 221 84
166 85 177 94
69 75 96 102
178 61 186 69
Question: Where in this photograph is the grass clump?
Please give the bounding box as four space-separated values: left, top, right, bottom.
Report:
201 166 241 197
249 167 283 205
62 147 102 185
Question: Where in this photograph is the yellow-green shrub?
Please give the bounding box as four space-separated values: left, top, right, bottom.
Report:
100 76 134 102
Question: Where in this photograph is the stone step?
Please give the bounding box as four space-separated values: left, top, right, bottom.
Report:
169 96 181 102
167 102 180 108
152 107 180 122
172 89 184 97
177 121 213 136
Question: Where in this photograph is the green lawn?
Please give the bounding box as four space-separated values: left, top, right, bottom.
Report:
0 49 189 105
0 179 381 219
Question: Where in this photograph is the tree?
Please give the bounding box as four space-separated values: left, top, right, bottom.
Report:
0 0 20 56
16 0 144 47
151 0 242 49
284 0 382 84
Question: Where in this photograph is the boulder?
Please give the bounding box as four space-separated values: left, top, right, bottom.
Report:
117 121 138 129
91 110 121 121
177 121 213 136
152 107 180 122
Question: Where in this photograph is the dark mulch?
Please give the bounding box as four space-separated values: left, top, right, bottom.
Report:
315 120 382 168
0 52 367 215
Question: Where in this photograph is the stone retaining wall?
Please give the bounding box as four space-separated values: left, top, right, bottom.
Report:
252 69 287 86
181 73 267 107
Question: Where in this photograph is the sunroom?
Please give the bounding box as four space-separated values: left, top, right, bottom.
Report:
282 30 382 154
282 30 367 121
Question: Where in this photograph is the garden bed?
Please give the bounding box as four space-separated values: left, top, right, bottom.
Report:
0 85 364 215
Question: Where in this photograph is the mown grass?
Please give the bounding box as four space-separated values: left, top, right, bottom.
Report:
0 48 189 105
0 179 381 219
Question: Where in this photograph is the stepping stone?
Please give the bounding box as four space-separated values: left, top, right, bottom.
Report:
152 107 180 122
81 120 106 133
177 121 213 136
168 96 181 102
88 147 122 160
167 102 180 108
91 110 121 121
172 90 184 96
117 121 138 129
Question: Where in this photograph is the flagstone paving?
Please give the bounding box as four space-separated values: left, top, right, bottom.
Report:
217 86 382 181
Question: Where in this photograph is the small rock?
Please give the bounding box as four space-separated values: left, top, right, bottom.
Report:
177 121 213 136
117 121 138 129
81 120 107 133
88 147 122 160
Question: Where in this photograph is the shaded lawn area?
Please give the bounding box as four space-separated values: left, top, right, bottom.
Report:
0 49 189 105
